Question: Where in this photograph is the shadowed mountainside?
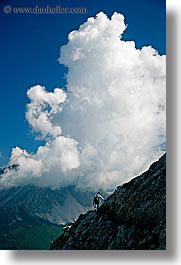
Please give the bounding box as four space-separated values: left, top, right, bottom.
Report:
50 154 166 250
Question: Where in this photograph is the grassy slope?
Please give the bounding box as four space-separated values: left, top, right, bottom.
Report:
0 224 63 250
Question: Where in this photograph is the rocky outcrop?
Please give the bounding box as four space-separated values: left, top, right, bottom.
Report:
50 154 166 250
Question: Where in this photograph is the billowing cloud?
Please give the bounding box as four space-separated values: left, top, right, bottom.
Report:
26 85 66 139
0 12 166 191
0 86 80 188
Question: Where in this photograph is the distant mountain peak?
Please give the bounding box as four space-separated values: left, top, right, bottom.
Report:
0 185 94 232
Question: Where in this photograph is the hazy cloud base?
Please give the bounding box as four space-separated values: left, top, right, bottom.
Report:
0 13 166 191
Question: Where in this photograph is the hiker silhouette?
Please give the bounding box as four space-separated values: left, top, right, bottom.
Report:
93 192 104 211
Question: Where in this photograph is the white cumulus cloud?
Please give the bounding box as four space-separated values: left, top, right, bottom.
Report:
0 12 166 191
26 85 67 139
0 86 80 188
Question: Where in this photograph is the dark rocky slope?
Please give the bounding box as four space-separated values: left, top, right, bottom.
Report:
50 154 166 250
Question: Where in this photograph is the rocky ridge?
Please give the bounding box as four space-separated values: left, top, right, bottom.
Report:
50 154 166 250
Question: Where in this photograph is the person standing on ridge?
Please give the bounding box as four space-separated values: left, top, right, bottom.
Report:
93 192 104 211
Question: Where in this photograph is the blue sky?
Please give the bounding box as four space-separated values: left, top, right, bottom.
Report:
0 0 166 167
